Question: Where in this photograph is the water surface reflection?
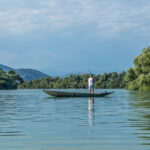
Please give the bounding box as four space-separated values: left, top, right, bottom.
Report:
127 91 150 146
88 97 94 126
0 89 150 150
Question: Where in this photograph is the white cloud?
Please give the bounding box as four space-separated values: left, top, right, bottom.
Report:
0 0 150 37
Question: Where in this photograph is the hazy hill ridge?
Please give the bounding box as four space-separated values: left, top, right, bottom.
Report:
0 64 48 81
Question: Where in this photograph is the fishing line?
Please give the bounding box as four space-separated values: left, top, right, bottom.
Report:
87 59 92 75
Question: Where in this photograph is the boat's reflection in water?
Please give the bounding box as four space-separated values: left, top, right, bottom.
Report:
88 97 95 126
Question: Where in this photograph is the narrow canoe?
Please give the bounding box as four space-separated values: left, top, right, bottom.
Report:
43 89 114 97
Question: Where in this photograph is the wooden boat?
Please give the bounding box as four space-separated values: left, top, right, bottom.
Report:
43 89 114 97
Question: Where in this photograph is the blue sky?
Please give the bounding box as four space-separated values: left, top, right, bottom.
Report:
0 0 150 76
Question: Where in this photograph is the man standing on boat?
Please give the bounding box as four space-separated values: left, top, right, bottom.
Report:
88 74 94 94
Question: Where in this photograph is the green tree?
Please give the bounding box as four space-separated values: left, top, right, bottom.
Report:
0 68 23 89
19 72 126 89
126 46 150 90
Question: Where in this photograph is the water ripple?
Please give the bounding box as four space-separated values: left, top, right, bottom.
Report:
0 89 150 149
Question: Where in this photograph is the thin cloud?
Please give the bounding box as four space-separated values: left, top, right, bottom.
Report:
0 0 150 36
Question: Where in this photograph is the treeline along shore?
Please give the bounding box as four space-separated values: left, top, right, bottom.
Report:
1 46 150 91
18 72 126 89
0 68 126 90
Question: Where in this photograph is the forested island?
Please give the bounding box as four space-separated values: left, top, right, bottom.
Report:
1 46 150 90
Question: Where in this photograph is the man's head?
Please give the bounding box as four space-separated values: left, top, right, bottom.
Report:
90 74 93 78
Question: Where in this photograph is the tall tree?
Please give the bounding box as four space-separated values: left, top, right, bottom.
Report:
126 46 150 90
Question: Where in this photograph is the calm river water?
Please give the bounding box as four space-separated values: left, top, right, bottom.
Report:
0 89 150 150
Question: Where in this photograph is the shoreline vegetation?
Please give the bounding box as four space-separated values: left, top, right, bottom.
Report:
0 69 23 89
1 46 150 91
125 46 150 91
18 72 126 89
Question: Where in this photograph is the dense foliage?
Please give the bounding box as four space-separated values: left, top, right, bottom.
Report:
18 72 126 89
0 69 24 89
126 46 150 90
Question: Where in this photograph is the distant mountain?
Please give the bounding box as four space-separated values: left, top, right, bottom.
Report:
0 64 48 81
0 64 14 72
15 69 48 81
